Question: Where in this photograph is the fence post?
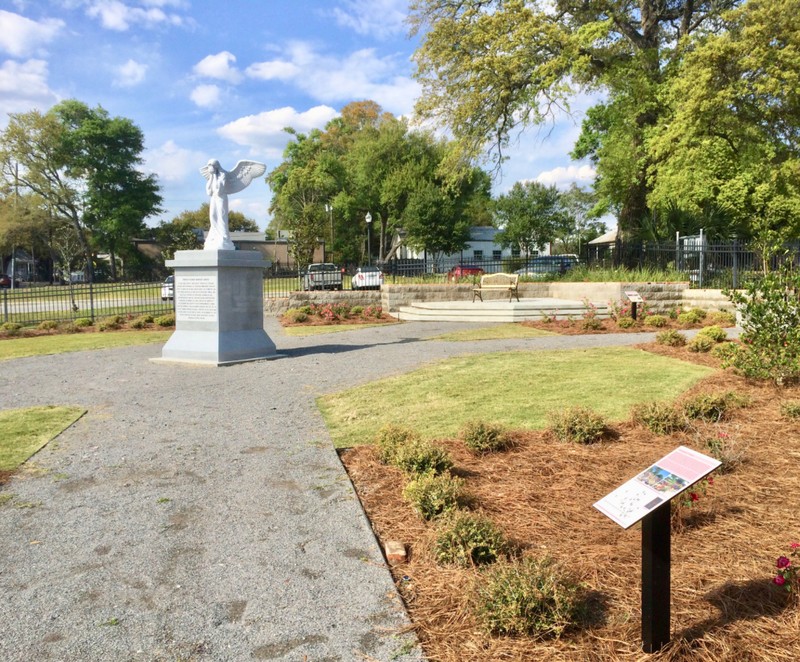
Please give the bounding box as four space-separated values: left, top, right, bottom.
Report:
89 281 95 323
2 288 6 323
699 228 705 289
732 239 739 290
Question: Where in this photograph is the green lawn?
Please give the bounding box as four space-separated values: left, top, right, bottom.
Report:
0 330 172 361
0 406 86 471
428 324 557 342
281 322 400 336
318 346 714 448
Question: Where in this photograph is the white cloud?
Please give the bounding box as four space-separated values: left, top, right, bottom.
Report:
114 58 147 86
193 51 242 84
0 10 63 57
144 139 206 182
0 59 59 117
189 83 221 108
330 0 407 38
84 0 187 31
535 164 596 188
217 105 339 157
246 42 419 116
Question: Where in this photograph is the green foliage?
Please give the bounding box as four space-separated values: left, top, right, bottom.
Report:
677 309 707 325
351 305 364 316
656 330 687 347
403 471 464 520
283 308 308 323
682 392 745 422
781 401 800 419
58 322 80 334
74 317 93 327
697 325 727 343
493 181 565 256
394 438 453 476
707 311 736 326
704 433 746 474
97 316 122 331
435 511 509 567
724 268 800 384
643 314 667 328
687 335 714 353
130 316 151 329
0 322 22 336
473 557 583 638
547 406 607 444
460 420 511 455
632 401 686 435
375 424 421 465
711 342 739 361
154 314 175 327
616 317 636 329
36 320 58 331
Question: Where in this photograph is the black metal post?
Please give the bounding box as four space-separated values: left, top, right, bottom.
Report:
642 503 671 653
631 301 638 321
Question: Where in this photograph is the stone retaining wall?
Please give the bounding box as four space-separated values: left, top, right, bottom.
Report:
263 290 380 315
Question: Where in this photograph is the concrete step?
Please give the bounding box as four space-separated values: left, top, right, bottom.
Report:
397 297 610 322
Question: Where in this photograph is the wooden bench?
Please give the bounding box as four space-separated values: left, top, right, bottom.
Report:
473 273 520 303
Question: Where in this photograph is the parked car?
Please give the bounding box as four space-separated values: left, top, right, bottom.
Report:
515 255 579 278
447 264 485 281
352 265 383 290
302 263 343 291
0 274 20 288
161 275 174 300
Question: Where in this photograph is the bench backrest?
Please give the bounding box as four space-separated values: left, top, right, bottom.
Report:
479 273 519 287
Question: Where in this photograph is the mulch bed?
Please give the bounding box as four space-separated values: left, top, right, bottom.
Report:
340 342 800 661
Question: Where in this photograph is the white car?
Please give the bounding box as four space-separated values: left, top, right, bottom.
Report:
161 275 174 300
352 265 383 290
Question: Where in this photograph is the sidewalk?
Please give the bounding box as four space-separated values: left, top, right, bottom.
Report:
0 319 683 661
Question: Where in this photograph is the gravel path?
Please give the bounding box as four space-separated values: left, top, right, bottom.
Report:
0 319 720 661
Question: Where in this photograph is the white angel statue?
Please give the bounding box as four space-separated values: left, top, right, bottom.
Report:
200 159 266 250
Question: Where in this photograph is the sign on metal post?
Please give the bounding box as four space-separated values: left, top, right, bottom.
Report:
625 290 643 320
594 446 721 653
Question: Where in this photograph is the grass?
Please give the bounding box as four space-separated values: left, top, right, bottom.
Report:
428 324 556 342
0 330 172 361
281 322 396 336
0 406 86 471
318 346 714 448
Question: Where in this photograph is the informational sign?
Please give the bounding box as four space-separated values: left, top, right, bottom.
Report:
625 290 644 303
594 446 721 529
175 275 218 322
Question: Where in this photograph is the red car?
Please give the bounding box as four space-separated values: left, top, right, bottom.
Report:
0 275 20 288
447 265 485 282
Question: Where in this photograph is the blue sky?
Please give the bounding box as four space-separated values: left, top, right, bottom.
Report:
0 0 598 230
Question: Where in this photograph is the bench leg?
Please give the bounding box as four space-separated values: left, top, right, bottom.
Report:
473 291 482 302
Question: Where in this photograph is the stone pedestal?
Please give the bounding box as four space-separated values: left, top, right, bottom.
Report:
155 250 280 366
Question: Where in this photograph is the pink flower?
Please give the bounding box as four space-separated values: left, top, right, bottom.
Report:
689 492 700 502
774 575 786 586
777 556 792 569
790 542 800 550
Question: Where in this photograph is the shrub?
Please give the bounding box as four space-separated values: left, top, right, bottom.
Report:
644 314 667 328
707 310 736 326
59 322 80 334
677 309 706 326
616 316 636 329
687 335 714 353
656 329 687 347
460 420 511 455
581 317 603 331
781 401 800 419
351 305 364 316
711 342 739 361
154 314 175 327
473 557 583 638
547 406 607 444
682 391 745 422
705 432 746 473
0 322 22 336
375 424 420 465
697 325 727 343
130 316 151 329
434 512 509 567
37 320 58 331
283 308 308 323
97 317 121 331
632 401 686 435
723 267 800 385
403 472 464 520
105 314 125 325
394 438 453 476
74 317 93 327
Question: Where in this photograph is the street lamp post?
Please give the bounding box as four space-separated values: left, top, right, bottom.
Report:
325 203 333 261
365 211 372 266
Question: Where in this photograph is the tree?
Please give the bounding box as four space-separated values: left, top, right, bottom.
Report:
493 181 564 256
0 100 162 280
410 0 740 237
555 184 606 255
647 0 800 255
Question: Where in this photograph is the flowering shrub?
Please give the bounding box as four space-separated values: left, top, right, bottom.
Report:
363 305 383 318
608 296 650 321
773 543 800 593
704 429 746 474
671 476 713 531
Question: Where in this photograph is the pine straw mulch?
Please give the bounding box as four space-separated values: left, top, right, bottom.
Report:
340 345 800 661
519 318 723 336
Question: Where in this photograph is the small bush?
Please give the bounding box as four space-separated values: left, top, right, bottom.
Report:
403 472 464 520
473 556 583 638
154 314 175 327
616 316 636 329
680 308 707 324
643 314 667 328
547 406 607 444
394 438 453 476
434 512 509 567
697 325 727 343
130 316 150 329
707 310 736 326
0 322 22 336
105 314 125 325
683 392 745 422
460 420 511 455
687 335 714 353
656 329 687 347
350 305 364 316
74 317 93 327
375 424 420 465
705 433 746 474
632 401 686 435
581 317 603 331
781 401 800 419
97 317 121 331
283 308 308 323
711 342 739 361
37 320 59 331
59 322 80 334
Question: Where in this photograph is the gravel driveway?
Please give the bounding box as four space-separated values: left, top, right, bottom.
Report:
0 319 695 661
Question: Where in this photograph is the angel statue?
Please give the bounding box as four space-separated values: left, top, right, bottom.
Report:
200 159 266 250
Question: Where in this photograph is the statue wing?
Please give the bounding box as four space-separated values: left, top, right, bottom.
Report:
199 162 215 181
225 160 267 194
